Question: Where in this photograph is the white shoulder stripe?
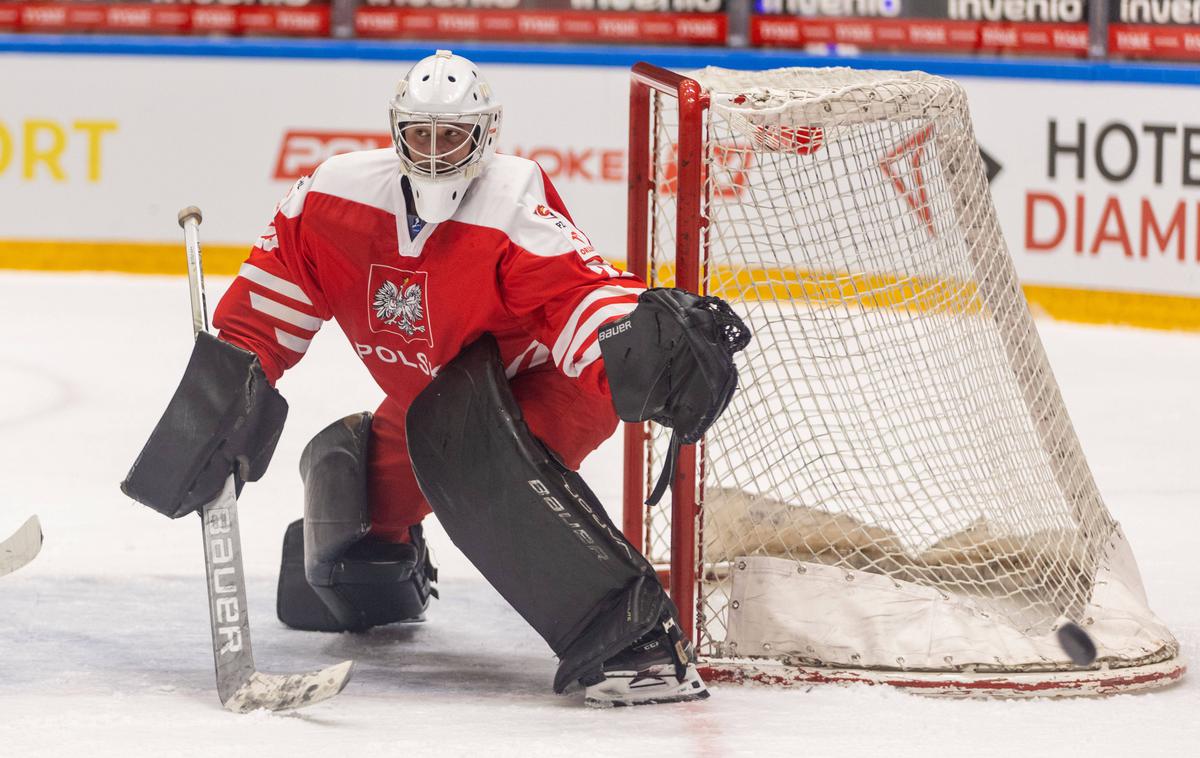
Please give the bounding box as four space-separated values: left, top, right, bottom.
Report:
250 291 323 332
453 155 586 258
309 149 401 215
275 328 312 354
551 285 638 366
239 263 313 305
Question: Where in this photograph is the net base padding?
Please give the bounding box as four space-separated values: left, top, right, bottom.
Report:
697 658 1187 698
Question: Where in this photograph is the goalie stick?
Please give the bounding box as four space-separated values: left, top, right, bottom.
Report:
0 516 42 578
178 206 354 713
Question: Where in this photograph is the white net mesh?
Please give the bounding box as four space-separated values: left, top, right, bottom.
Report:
639 67 1178 674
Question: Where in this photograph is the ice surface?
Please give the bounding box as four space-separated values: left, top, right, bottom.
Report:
0 272 1195 757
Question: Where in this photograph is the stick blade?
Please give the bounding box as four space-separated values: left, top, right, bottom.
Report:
222 660 354 714
0 516 43 578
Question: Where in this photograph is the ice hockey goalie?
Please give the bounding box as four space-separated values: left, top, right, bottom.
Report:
121 50 750 707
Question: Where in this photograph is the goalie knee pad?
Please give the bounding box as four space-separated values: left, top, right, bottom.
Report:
406 335 684 692
276 413 436 632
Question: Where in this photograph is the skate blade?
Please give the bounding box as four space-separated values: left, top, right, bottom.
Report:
585 687 710 708
584 665 710 708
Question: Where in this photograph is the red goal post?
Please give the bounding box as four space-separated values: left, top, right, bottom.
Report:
624 63 708 640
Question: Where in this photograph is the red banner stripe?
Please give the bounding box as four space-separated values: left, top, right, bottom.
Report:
6 4 329 35
751 17 1088 55
1110 23 1200 60
355 8 726 45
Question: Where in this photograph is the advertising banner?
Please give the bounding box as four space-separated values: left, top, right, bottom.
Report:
751 0 1089 55
2 53 1199 326
355 0 728 45
967 77 1200 310
0 3 23 27
1109 0 1200 60
0 0 330 35
0 54 631 273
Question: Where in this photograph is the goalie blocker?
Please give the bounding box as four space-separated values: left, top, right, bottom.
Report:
121 332 288 518
407 335 705 701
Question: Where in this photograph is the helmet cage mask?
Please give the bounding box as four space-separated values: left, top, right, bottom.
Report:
389 108 499 183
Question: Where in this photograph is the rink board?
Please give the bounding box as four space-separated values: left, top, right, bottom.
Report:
0 39 1199 330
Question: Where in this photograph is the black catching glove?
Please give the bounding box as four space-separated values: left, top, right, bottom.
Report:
121 332 288 518
598 288 751 505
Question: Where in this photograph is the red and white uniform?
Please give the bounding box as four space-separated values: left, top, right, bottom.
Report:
213 149 643 541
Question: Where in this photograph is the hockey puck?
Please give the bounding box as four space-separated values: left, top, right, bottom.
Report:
1056 621 1098 666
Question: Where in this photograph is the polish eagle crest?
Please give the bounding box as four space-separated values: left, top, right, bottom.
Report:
373 279 426 337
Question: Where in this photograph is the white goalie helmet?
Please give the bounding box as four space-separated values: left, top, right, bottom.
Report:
389 50 502 223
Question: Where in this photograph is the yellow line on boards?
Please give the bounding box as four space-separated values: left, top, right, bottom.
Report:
4 240 1200 333
653 262 1200 334
1022 284 1200 333
0 240 248 276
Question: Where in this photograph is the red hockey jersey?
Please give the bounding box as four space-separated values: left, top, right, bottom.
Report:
213 150 644 410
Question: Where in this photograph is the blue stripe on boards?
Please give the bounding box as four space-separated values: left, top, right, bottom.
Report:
2 33 1199 85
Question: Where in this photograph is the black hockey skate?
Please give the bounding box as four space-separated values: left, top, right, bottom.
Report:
583 615 710 708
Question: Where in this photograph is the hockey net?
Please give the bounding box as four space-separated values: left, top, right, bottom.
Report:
624 64 1184 696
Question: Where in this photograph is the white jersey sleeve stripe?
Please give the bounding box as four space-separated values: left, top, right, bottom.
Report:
505 340 540 379
239 262 314 306
250 291 323 332
505 341 553 378
561 301 637 374
563 341 603 379
274 328 312 354
529 342 551 370
551 285 639 366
